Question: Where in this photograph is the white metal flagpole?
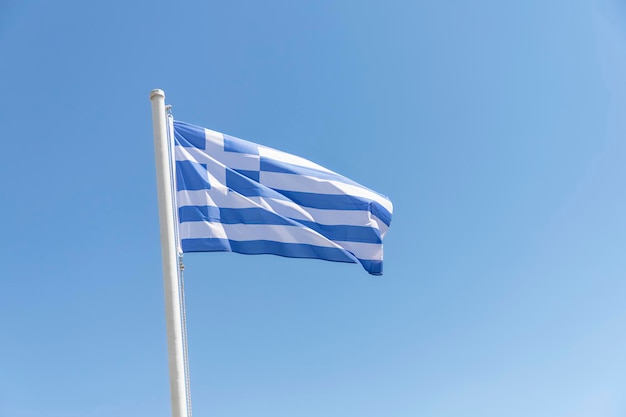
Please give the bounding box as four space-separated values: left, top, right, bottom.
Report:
150 89 189 417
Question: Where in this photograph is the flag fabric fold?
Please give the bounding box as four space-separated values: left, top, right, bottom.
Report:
173 120 393 275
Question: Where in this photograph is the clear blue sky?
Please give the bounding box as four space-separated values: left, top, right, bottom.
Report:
1 1 626 416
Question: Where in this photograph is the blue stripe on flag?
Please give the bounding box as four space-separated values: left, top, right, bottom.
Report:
359 260 383 276
179 206 293 226
181 238 358 264
224 134 259 155
297 220 382 244
273 189 392 226
174 121 206 149
260 157 350 183
176 161 210 191
182 237 231 252
178 205 221 223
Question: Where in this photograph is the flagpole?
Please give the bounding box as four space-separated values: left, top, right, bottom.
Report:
150 89 188 417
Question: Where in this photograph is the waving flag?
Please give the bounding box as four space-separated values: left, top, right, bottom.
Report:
173 120 392 275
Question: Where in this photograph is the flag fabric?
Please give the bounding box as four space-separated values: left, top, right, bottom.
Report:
172 120 393 275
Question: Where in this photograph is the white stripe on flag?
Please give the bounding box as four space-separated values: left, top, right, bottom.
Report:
180 222 346 249
258 145 334 174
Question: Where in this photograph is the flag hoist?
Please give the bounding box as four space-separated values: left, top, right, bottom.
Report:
150 89 190 417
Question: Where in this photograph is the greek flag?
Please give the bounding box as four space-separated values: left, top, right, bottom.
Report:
173 120 393 275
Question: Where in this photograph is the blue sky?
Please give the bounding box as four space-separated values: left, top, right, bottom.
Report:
1 1 626 416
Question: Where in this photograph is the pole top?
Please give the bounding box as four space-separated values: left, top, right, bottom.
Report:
150 89 165 100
